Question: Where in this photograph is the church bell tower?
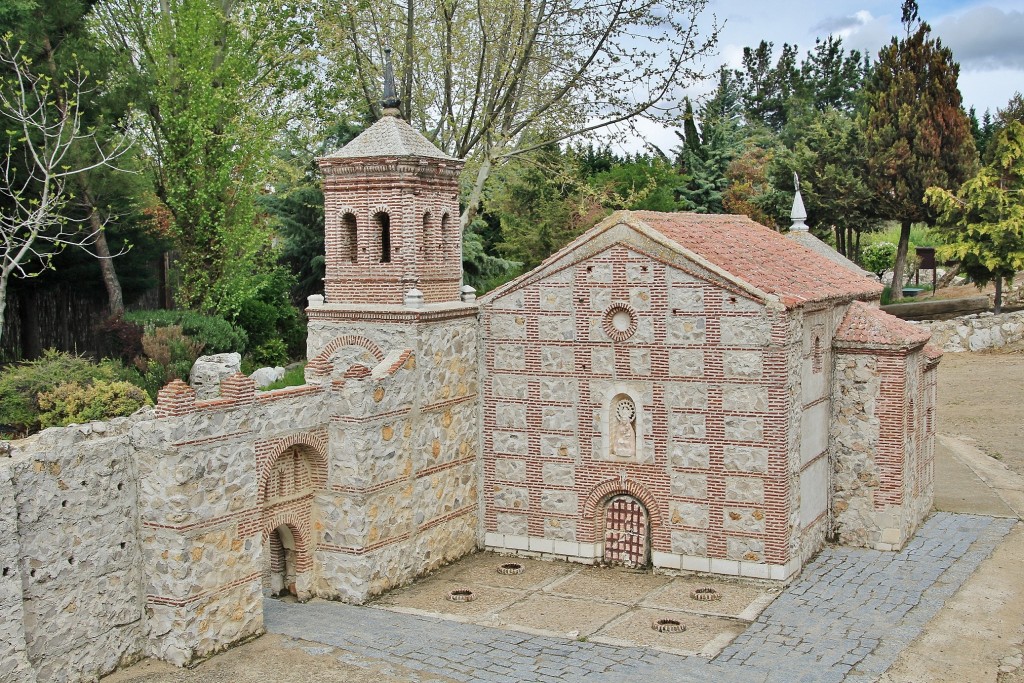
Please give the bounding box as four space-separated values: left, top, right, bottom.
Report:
316 50 465 305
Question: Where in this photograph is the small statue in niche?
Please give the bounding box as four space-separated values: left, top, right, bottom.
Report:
611 397 637 458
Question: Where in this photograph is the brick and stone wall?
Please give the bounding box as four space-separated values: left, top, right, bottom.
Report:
479 232 802 580
830 318 937 551
0 305 482 681
307 306 480 601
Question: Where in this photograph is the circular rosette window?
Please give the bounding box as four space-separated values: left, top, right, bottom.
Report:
601 303 638 342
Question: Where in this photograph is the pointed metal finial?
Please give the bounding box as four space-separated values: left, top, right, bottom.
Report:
790 172 808 232
381 48 401 117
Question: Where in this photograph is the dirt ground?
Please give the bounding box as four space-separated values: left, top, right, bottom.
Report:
937 344 1024 478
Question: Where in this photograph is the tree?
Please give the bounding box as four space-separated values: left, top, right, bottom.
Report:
862 0 976 297
734 40 800 131
325 0 719 230
774 108 875 257
674 76 744 213
799 36 865 114
94 0 319 312
0 34 130 333
927 121 1024 312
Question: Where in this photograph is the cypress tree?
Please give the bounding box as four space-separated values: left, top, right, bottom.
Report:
862 0 976 297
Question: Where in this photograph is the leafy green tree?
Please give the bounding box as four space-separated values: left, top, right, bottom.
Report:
261 121 364 306
0 33 132 335
799 36 865 114
927 121 1024 312
674 80 744 213
94 0 319 313
862 0 976 296
326 0 719 230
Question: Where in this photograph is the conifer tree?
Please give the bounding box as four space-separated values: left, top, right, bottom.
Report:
862 0 976 297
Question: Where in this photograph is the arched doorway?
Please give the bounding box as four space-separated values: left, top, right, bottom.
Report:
258 439 327 601
603 495 649 567
268 525 298 597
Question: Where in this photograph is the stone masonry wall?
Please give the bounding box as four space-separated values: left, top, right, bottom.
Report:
915 311 1024 352
480 233 799 580
0 306 481 682
831 346 933 551
1 417 146 683
308 308 480 602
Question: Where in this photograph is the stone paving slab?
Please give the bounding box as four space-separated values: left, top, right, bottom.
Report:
266 513 1014 683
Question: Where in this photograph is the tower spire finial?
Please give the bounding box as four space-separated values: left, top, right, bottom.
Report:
790 171 809 233
381 47 401 118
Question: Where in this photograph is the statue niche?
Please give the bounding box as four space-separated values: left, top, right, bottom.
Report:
610 395 637 459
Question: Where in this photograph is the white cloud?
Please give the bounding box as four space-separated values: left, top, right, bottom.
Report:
934 7 1024 71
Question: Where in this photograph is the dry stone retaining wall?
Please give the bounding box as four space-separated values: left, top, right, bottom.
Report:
915 311 1024 352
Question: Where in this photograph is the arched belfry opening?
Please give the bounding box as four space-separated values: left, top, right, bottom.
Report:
376 211 392 263
341 213 358 263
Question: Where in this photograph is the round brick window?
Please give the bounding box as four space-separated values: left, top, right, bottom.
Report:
602 303 638 342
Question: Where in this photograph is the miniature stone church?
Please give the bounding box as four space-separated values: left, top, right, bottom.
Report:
0 81 940 680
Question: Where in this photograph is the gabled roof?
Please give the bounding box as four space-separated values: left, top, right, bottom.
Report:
834 301 931 349
630 212 882 308
786 230 874 278
322 115 457 162
483 210 883 309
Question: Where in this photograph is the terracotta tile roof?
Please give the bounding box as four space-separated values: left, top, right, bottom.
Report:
322 116 456 161
631 212 882 308
924 343 944 361
786 230 873 278
834 301 932 349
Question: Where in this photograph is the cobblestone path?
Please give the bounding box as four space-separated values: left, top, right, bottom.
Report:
266 513 1014 683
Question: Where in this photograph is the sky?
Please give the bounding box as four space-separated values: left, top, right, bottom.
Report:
627 0 1024 153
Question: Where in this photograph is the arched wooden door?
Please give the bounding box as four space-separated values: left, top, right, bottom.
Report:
603 496 649 567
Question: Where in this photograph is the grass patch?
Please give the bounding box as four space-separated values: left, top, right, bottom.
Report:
260 363 307 391
862 222 944 248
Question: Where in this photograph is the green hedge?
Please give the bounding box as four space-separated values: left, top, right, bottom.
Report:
125 310 248 354
0 350 125 435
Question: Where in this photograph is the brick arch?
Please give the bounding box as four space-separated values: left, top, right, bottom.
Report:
262 514 313 574
307 335 386 377
582 478 663 526
257 432 328 505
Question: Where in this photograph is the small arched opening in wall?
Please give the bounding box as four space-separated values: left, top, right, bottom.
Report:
421 211 431 255
812 333 823 374
267 524 299 598
609 393 638 459
602 495 650 568
439 212 451 254
375 211 392 263
341 212 358 263
600 387 643 462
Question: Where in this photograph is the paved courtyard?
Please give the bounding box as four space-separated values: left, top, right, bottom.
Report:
265 512 1013 683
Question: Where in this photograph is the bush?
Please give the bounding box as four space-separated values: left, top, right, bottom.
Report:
38 380 151 429
95 315 144 363
224 269 305 362
0 350 123 435
125 310 248 354
250 338 288 367
861 241 898 276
